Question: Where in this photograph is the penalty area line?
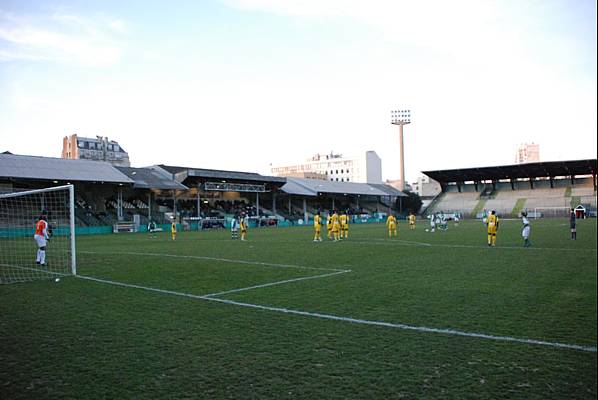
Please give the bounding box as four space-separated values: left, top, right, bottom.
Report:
80 251 347 272
202 269 351 298
75 274 597 354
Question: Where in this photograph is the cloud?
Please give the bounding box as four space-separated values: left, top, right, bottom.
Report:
223 0 501 49
0 10 124 67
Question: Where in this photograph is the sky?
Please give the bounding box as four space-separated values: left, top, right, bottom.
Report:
0 0 596 183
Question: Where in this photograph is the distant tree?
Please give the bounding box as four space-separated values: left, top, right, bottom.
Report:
396 190 422 215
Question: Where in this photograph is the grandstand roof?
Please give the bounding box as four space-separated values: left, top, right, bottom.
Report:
157 165 286 184
281 177 406 197
0 153 133 184
115 167 188 190
423 159 597 184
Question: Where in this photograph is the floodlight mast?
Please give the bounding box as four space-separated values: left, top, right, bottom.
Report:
391 109 411 191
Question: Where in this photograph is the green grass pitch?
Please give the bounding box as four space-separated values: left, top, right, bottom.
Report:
1 218 596 399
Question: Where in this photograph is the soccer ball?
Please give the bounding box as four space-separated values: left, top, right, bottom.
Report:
54 278 60 283
425 229 429 232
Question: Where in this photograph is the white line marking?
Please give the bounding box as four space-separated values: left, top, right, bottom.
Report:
361 238 432 246
81 251 346 272
203 270 351 298
0 263 69 276
349 239 596 252
75 274 597 353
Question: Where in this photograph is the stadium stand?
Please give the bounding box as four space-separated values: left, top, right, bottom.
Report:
423 159 597 218
0 153 407 231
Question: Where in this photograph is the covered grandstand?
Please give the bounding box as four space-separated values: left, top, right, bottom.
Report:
152 164 405 225
423 159 597 218
0 153 189 229
0 153 406 231
279 178 406 223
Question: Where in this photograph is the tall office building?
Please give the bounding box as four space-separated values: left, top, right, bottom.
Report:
270 151 382 184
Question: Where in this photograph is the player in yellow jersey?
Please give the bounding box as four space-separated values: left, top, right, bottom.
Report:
339 210 349 239
171 220 177 241
326 212 333 240
386 214 397 237
408 213 416 230
331 210 341 241
240 212 248 241
487 210 499 246
313 211 322 242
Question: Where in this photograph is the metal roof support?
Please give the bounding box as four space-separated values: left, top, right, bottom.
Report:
510 178 515 190
197 184 201 219
256 193 260 216
148 192 152 222
593 174 596 189
529 178 534 189
570 175 575 186
549 177 554 188
272 193 277 215
474 181 479 192
117 187 123 221
456 182 462 193
172 190 177 221
303 198 307 224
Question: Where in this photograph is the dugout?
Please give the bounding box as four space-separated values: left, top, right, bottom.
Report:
574 205 586 219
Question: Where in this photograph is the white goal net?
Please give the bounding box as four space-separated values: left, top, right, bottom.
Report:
0 185 76 284
532 207 572 219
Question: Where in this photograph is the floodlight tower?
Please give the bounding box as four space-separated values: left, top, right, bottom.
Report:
391 109 411 191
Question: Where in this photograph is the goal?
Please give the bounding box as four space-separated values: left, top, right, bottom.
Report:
0 185 76 284
531 206 572 219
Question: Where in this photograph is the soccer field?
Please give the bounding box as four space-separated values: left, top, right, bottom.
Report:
1 218 596 399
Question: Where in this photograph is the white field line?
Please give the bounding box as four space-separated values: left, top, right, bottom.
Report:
80 251 346 272
360 238 432 246
0 263 69 276
202 270 351 298
80 235 597 252
82 250 352 298
75 274 597 353
349 239 597 252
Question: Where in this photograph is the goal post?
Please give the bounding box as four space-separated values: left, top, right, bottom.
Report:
0 184 76 284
